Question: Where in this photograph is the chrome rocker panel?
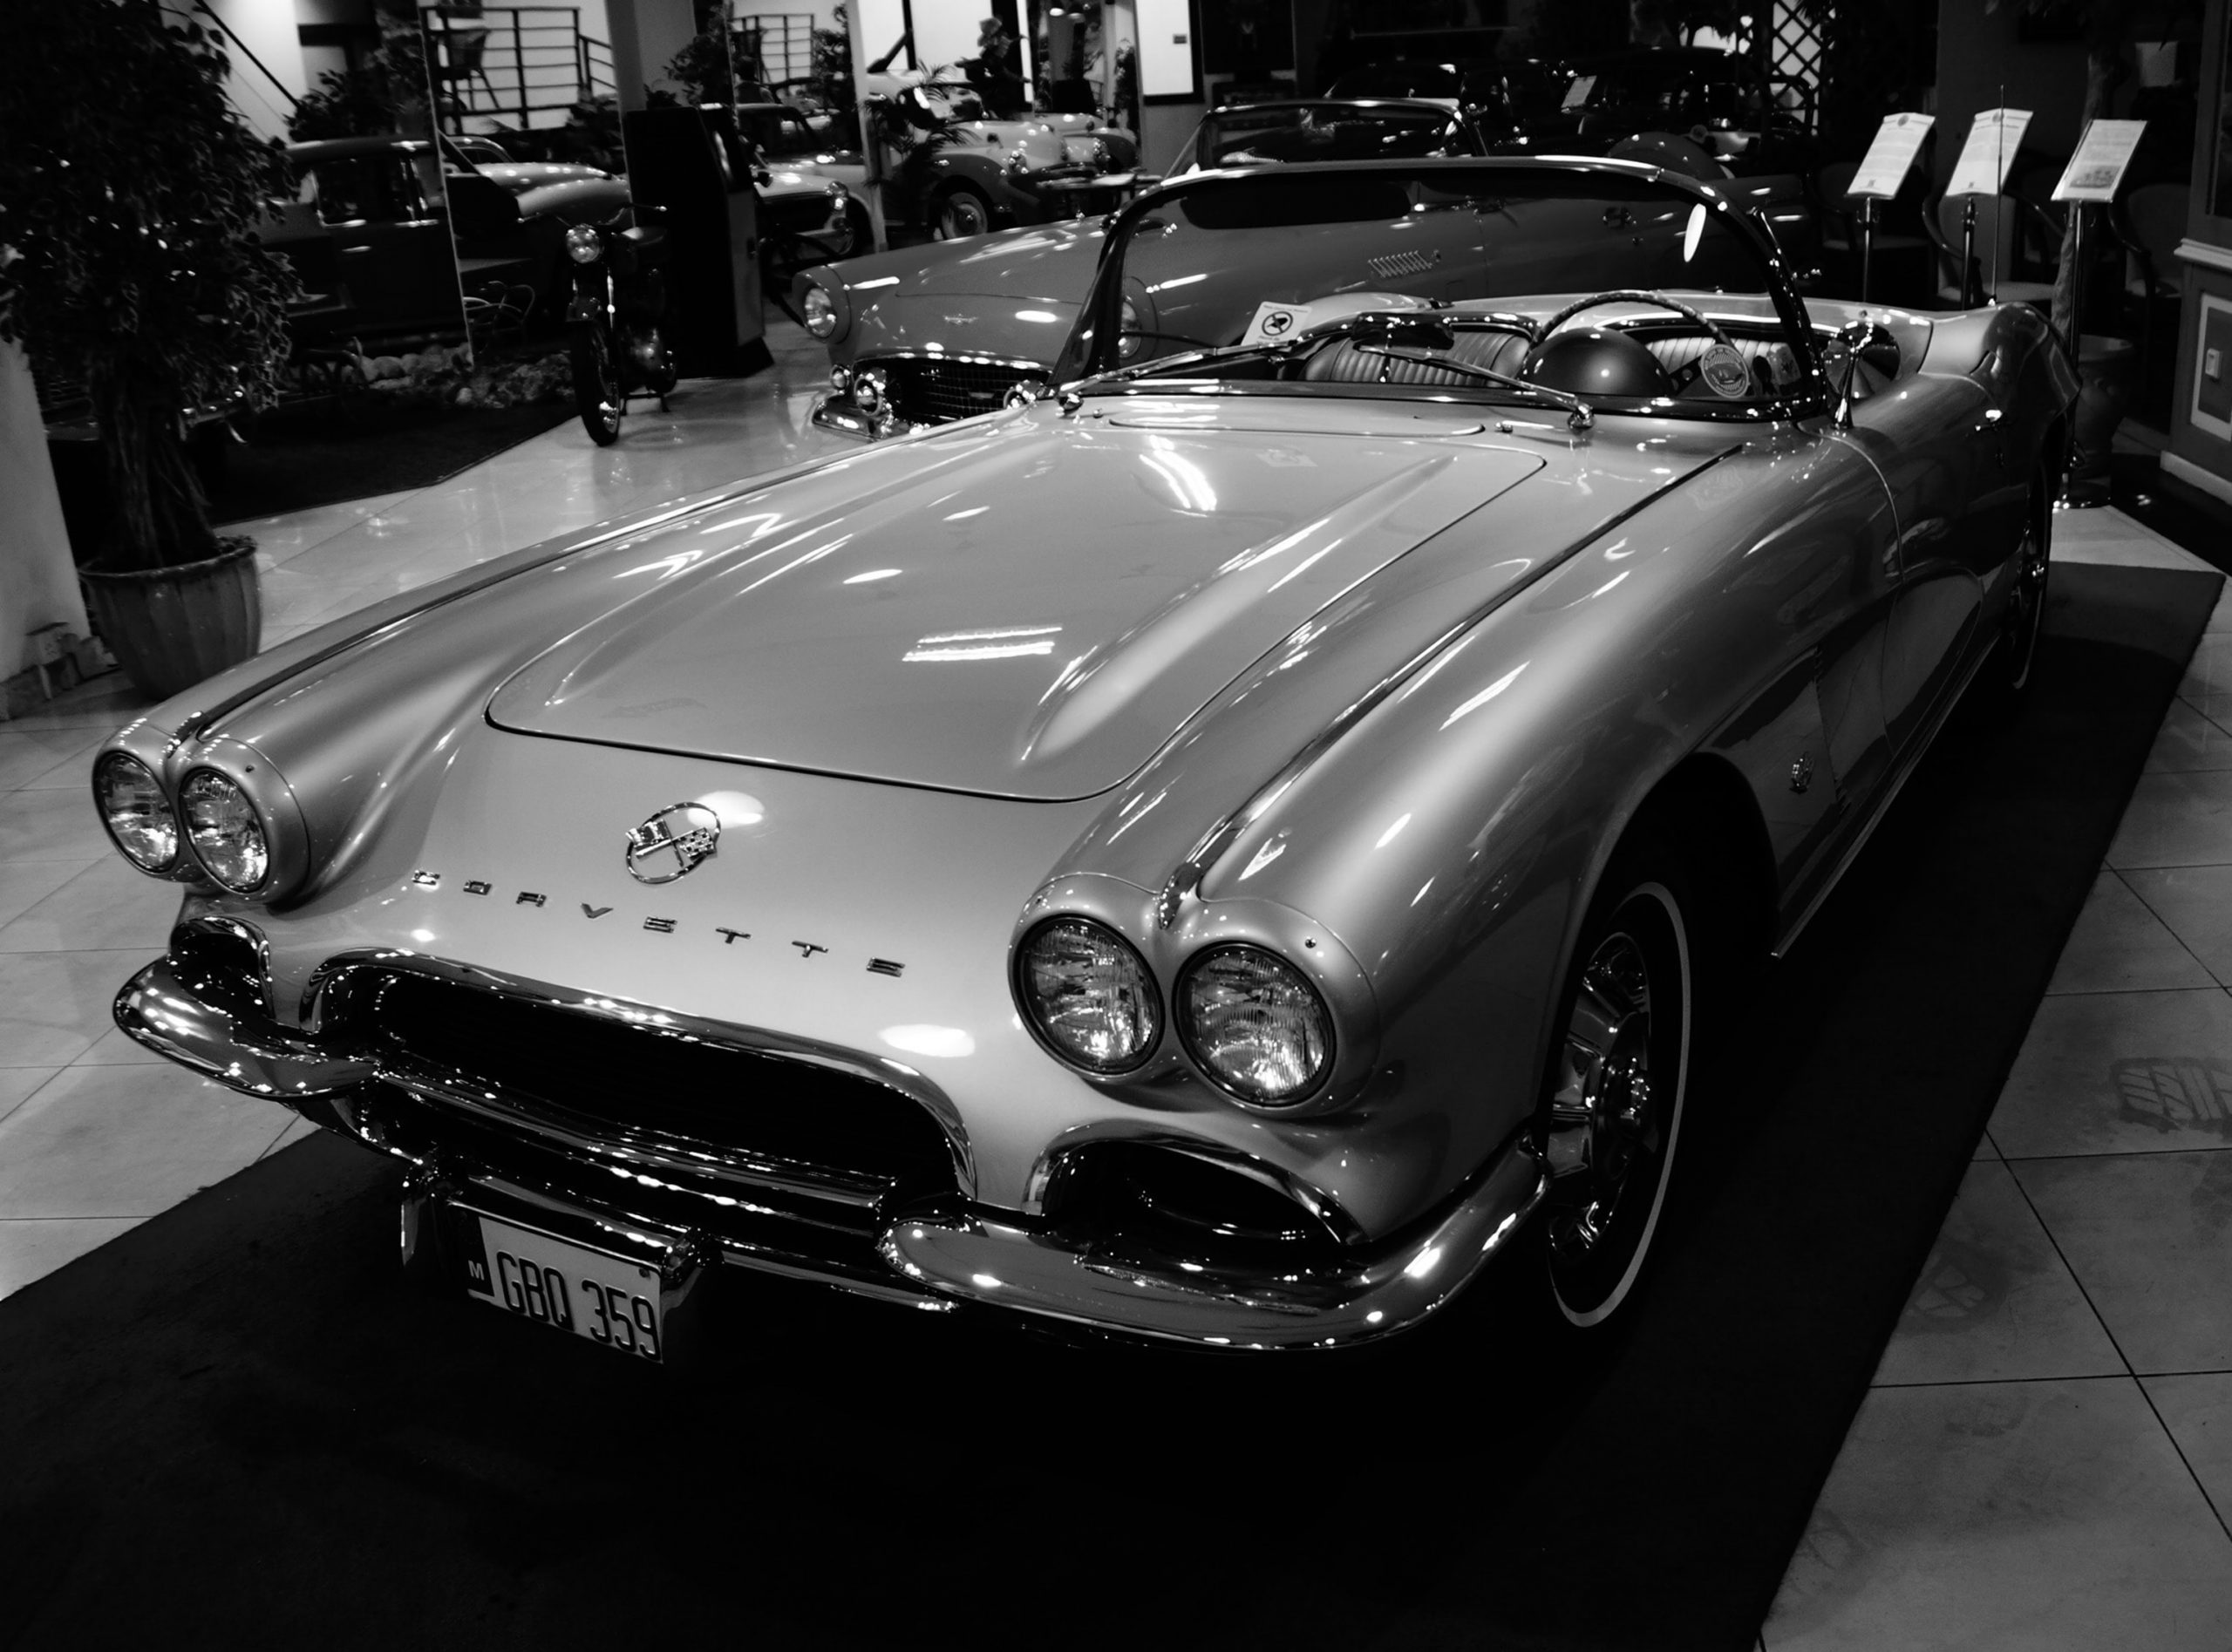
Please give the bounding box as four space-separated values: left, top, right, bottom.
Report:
114 950 1547 1350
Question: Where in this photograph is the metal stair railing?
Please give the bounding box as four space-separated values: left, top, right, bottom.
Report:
424 5 611 133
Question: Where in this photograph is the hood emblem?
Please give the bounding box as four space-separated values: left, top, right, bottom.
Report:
625 803 721 885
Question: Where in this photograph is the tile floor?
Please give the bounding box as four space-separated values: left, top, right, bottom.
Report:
5 324 2232 1643
1766 506 2232 1649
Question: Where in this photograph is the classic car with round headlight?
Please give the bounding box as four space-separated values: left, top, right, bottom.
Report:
99 156 2072 1356
802 100 1816 438
801 99 1495 437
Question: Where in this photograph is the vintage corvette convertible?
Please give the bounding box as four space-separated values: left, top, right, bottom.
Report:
97 157 2073 1357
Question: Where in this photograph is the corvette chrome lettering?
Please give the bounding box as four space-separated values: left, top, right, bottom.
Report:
406 874 900 976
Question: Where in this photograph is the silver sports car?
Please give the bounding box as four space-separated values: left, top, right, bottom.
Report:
95 158 2075 1356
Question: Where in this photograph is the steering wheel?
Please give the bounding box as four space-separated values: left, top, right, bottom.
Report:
1534 289 1735 348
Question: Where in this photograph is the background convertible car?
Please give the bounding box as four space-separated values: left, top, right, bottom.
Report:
800 99 1493 433
802 100 1815 437
95 157 2073 1356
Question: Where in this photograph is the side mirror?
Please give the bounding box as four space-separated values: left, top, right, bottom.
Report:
1827 317 1900 427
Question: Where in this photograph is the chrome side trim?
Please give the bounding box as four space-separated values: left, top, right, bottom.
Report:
1770 623 1996 958
882 1132 1548 1350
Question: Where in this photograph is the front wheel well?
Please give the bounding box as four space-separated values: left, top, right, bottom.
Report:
1617 754 1776 974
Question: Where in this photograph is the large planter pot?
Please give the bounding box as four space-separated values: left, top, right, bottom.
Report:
79 535 262 701
2063 333 2137 509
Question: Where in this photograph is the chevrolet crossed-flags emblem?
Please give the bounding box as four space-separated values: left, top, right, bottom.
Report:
624 802 722 885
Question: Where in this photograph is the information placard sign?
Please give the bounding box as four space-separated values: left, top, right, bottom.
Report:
1946 109 2032 198
2052 119 2148 202
1851 112 1933 198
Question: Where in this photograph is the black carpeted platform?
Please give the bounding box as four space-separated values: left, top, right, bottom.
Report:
0 561 2215 1650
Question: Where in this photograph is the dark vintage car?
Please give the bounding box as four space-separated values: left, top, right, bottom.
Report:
94 156 2076 1355
261 133 634 344
1533 47 1818 180
800 99 1495 434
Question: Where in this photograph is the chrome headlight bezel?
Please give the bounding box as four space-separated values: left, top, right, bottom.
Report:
1176 944 1337 1108
853 364 888 416
1014 916 1163 1076
92 751 180 874
180 767 273 894
564 224 602 264
800 281 843 340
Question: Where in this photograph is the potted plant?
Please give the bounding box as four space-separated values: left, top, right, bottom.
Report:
0 2 298 698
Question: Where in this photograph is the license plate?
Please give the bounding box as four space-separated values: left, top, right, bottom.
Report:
462 1213 665 1363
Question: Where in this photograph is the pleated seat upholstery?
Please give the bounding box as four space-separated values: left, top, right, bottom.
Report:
1303 328 1532 385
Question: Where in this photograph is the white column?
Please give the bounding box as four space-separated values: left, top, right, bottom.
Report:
0 339 92 686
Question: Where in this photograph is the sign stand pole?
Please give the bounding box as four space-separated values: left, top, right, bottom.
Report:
1962 196 1978 305
1860 198 1877 303
2065 201 2087 365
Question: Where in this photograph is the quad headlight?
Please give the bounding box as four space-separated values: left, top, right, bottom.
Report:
1178 945 1335 1106
180 769 270 894
564 224 602 264
93 752 179 873
801 282 840 338
1017 918 1160 1073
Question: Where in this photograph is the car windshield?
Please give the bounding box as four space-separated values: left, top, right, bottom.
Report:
1324 63 1463 100
1562 58 1767 122
1075 162 1807 419
737 106 823 161
1184 104 1466 171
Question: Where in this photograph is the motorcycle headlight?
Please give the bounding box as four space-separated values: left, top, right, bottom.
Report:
801 283 840 338
565 225 602 264
853 365 887 417
1178 946 1335 1106
93 752 179 874
1017 918 1160 1073
180 769 270 894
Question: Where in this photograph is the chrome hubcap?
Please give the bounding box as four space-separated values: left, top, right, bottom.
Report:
1543 932 1658 1265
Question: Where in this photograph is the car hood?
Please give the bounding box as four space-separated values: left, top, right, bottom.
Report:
487 416 1546 800
839 219 1106 304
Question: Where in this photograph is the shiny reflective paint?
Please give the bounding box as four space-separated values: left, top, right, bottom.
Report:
97 162 2078 1348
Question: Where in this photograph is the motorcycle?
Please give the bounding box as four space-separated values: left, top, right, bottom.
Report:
563 207 677 445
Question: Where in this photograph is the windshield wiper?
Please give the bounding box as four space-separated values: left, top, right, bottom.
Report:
1351 343 1595 432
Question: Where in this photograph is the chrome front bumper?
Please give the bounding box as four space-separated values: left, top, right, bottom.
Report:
808 393 913 442
116 950 1547 1350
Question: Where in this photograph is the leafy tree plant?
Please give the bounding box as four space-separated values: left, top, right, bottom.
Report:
0 2 298 571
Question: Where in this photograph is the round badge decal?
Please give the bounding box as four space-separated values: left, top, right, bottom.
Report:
1698 343 1753 400
624 802 722 885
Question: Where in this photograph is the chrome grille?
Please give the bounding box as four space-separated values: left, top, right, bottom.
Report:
881 357 1036 425
339 969 959 1203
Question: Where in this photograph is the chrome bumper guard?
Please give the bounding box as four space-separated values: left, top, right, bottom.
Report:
808 393 912 442
116 952 1547 1350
